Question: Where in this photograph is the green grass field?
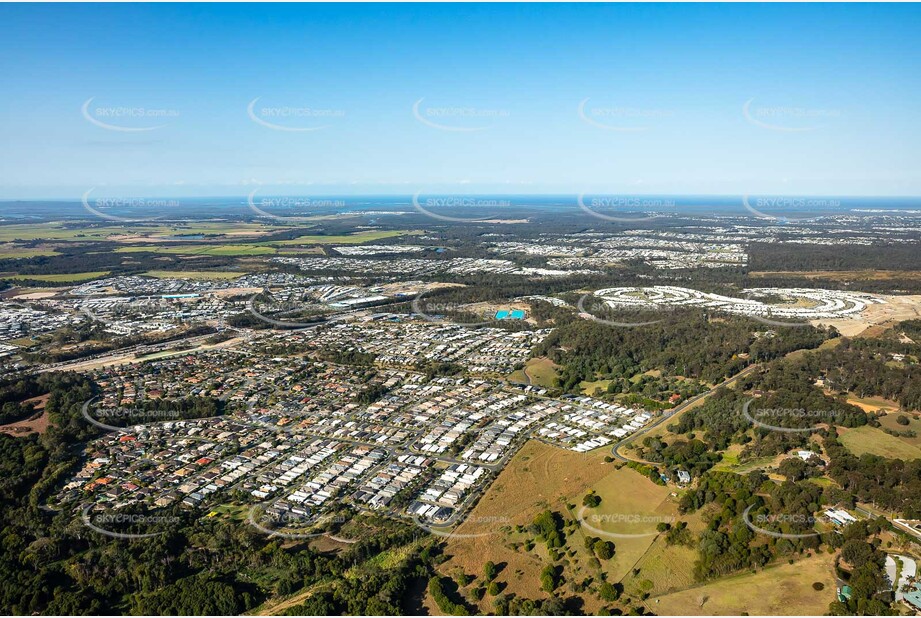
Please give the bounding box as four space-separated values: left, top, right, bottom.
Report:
839 425 921 460
581 379 612 396
0 247 61 259
649 552 836 615
5 271 110 283
116 244 276 256
144 270 247 280
620 529 700 597
271 230 423 245
509 357 559 387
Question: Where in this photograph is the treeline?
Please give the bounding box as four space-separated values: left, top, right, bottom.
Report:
96 396 226 427
790 334 921 410
825 429 921 517
532 310 829 394
22 324 215 364
669 383 866 461
748 242 921 272
0 373 101 426
317 347 377 366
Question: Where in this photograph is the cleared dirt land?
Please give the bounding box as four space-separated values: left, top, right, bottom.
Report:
813 293 921 337
0 394 50 437
648 552 836 615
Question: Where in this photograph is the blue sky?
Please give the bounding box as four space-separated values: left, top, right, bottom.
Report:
1 3 920 199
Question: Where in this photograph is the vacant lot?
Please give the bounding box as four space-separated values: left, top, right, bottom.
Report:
509 357 559 388
620 526 700 598
581 466 683 582
839 425 921 460
433 440 613 611
846 394 901 414
0 393 50 437
432 442 685 614
649 552 836 615
0 245 60 259
525 357 559 388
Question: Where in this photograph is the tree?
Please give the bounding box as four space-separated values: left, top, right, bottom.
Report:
540 566 559 593
593 540 616 560
583 493 602 508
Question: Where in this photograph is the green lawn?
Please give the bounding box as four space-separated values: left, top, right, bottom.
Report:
0 248 60 259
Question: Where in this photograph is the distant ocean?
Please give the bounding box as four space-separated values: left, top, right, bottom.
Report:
0 195 919 222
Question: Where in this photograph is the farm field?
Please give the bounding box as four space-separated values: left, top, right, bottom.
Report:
838 425 921 460
115 244 276 256
271 230 423 245
0 223 118 242
0 245 60 259
877 412 921 447
4 271 110 283
144 270 247 280
648 552 836 615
